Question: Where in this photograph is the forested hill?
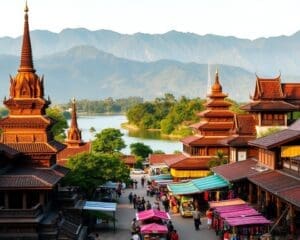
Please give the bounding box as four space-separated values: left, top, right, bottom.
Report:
0 46 256 102
2 28 300 75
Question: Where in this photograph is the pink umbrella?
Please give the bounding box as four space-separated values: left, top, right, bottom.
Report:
136 209 171 221
141 223 168 234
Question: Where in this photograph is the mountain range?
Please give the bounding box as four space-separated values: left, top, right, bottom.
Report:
0 29 300 102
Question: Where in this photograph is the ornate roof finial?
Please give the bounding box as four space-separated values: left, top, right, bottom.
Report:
211 68 222 93
24 0 29 13
19 0 35 73
71 98 79 130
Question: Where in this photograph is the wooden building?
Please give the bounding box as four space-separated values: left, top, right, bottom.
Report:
0 4 86 239
166 71 256 180
213 120 300 237
241 75 300 137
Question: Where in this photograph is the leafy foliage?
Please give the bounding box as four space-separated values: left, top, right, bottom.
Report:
60 97 143 114
208 150 228 169
46 107 68 142
64 152 130 198
130 142 153 160
126 94 204 136
92 128 126 154
257 127 282 138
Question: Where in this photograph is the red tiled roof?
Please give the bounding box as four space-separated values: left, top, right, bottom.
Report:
57 142 91 162
282 83 300 99
191 122 234 130
249 129 300 149
0 116 51 128
121 155 137 164
0 167 66 189
189 137 227 146
256 78 284 99
248 170 300 193
181 135 202 145
212 159 261 181
148 154 180 165
6 141 65 153
164 153 209 169
197 110 235 118
235 114 257 135
241 101 297 111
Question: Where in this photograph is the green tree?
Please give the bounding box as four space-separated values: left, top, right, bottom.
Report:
153 150 165 154
258 127 282 138
130 142 153 160
64 152 130 198
208 150 228 169
92 128 126 154
46 107 68 142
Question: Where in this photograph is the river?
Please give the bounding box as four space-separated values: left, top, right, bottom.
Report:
70 115 182 154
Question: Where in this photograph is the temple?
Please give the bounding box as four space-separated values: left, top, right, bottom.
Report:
57 98 91 166
158 70 257 180
241 75 300 136
0 4 86 239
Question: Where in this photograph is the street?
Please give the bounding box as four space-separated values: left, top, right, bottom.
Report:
96 174 219 240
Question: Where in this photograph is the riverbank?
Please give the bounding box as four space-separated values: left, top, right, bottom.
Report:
121 122 183 140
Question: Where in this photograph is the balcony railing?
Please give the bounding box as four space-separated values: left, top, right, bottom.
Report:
261 120 285 126
0 203 42 218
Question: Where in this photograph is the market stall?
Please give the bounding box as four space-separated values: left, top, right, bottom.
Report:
209 199 272 239
140 223 168 240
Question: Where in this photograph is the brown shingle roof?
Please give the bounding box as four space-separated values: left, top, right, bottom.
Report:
248 170 300 194
256 77 284 99
57 142 91 162
249 129 300 149
164 153 209 169
212 159 261 181
0 167 66 189
198 110 235 118
241 101 297 112
235 114 257 135
121 155 137 164
0 116 51 128
222 136 256 147
181 135 201 145
148 154 180 165
277 185 300 208
282 83 300 100
6 141 65 153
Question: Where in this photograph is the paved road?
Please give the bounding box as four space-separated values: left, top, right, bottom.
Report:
95 174 219 240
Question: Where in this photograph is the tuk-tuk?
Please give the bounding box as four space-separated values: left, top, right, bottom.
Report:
179 196 194 217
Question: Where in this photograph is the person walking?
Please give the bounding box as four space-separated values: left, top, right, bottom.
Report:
170 229 179 240
206 208 213 229
133 194 137 209
192 208 201 230
128 192 133 204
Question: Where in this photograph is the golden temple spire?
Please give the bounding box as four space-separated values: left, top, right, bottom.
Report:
19 0 35 73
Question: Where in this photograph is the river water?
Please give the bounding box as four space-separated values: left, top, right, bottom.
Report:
70 115 182 154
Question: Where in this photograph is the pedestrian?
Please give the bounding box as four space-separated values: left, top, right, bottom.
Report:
192 208 201 230
206 208 213 229
141 176 145 187
131 232 140 240
128 192 133 204
131 218 138 234
146 200 152 210
133 194 137 209
134 179 138 189
170 229 179 240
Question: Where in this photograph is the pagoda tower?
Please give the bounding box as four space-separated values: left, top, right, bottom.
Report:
0 3 65 167
65 98 83 147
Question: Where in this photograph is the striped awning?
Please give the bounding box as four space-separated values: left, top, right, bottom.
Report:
167 175 229 195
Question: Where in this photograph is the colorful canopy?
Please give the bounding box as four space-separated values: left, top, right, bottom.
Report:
140 223 168 234
150 174 173 181
167 175 228 195
209 198 246 208
136 209 171 221
225 215 272 226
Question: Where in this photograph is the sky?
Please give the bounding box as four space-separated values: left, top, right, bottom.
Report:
0 0 300 39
